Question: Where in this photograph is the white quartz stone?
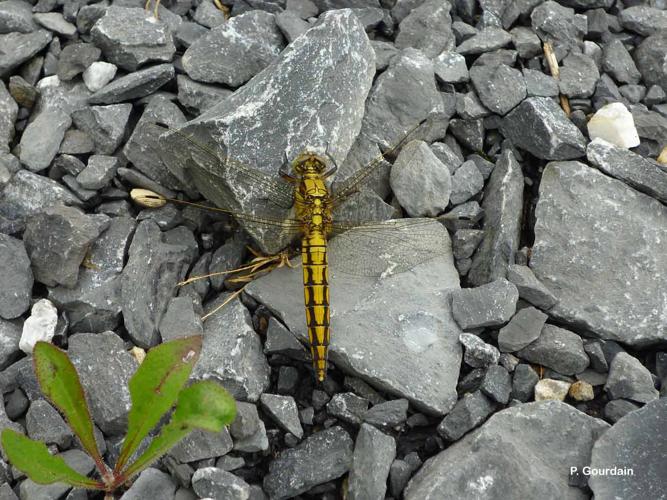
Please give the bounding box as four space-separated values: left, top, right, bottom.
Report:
587 102 640 148
534 379 571 401
83 62 118 92
20 299 58 354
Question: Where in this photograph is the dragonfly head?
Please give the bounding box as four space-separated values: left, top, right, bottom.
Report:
291 152 330 176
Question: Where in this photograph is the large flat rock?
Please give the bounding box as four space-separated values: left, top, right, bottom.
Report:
530 162 667 347
589 398 666 499
405 401 609 500
161 10 375 254
247 219 462 416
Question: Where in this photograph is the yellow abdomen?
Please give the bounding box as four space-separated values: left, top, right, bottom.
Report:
301 231 330 382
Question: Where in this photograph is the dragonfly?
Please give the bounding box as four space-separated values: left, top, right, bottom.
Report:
133 121 446 382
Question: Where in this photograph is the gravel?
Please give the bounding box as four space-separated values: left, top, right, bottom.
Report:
0 0 664 497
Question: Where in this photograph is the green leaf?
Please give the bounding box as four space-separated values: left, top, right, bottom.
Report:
1 429 104 490
121 381 236 480
32 342 103 467
115 336 203 472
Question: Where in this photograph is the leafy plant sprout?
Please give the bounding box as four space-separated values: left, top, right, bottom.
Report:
1 336 236 499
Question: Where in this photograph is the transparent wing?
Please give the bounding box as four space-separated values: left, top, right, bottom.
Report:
153 123 295 209
328 218 448 277
331 121 425 206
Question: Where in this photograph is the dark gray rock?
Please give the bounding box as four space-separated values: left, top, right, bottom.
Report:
57 42 101 81
587 138 667 203
603 399 640 423
0 81 18 153
176 75 231 116
159 296 203 342
634 33 667 93
456 28 512 55
76 154 118 190
24 205 103 288
449 160 483 205
500 97 586 160
517 324 589 375
163 10 374 255
506 264 558 310
448 118 484 151
170 428 233 463
72 104 132 155
48 216 135 333
480 364 511 404
452 229 484 260
19 110 71 172
511 363 539 402
390 140 451 216
248 220 463 416
0 30 52 78
275 10 311 43
466 153 494 180
394 0 454 57
389 458 417 498
68 332 137 435
631 106 667 146
531 1 585 48
510 26 542 59
434 52 469 84
0 319 21 369
619 6 667 36
229 401 260 440
0 169 81 231
604 352 659 404
498 307 548 352
26 399 73 448
452 279 518 330
348 423 395 500
327 392 369 426
590 398 666 499
559 53 599 98
530 162 667 346
407 401 609 499
468 150 523 285
437 390 495 441
193 0 226 28
459 333 500 368
263 427 353 499
123 96 187 191
33 12 76 36
0 0 36 34
59 130 95 155
583 340 608 373
183 11 284 86
192 468 250 500
363 399 409 429
89 63 175 104
352 47 450 197
91 6 175 71
264 317 309 362
260 393 303 439
0 235 32 319
438 201 484 231
523 68 559 97
121 221 196 347
120 468 176 500
192 294 270 402
456 91 491 120
602 39 640 86
18 450 95 499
